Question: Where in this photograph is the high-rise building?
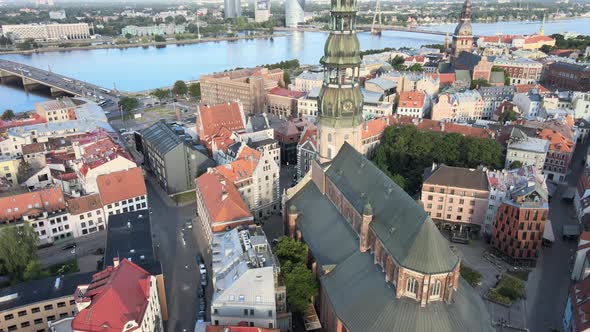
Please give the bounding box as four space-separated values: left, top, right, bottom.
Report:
316 0 363 163
451 0 474 63
255 0 271 23
285 0 305 28
224 0 241 19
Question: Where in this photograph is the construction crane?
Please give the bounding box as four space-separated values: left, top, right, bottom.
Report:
371 0 382 36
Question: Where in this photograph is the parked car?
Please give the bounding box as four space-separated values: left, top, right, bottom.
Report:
199 301 206 311
62 243 76 251
198 285 205 298
200 274 207 286
199 263 206 275
197 310 205 323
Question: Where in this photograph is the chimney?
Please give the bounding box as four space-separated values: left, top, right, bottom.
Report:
113 257 120 268
360 201 374 252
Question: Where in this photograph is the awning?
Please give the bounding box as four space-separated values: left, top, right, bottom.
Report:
303 302 322 331
544 220 555 242
563 224 582 237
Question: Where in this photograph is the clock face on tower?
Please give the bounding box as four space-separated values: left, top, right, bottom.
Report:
342 99 354 115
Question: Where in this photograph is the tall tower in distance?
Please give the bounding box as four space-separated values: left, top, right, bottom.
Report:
285 0 305 28
539 14 545 36
451 0 474 64
317 0 363 163
224 0 241 19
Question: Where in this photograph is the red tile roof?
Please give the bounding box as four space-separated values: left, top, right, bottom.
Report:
197 102 245 139
537 128 574 153
514 84 550 94
213 147 260 183
480 35 522 44
0 187 65 222
96 167 146 205
196 172 252 224
298 126 317 147
0 113 46 131
361 116 390 139
72 259 152 332
389 115 496 139
269 87 305 98
524 35 554 44
67 194 103 215
398 91 426 109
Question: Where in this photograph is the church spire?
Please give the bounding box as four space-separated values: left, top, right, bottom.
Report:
540 14 545 36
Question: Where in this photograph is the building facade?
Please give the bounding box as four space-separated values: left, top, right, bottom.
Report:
96 167 148 220
396 91 429 119
285 0 305 28
493 57 543 85
505 128 549 171
2 23 90 41
431 90 484 122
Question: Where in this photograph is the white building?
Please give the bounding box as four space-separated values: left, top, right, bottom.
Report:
2 23 90 41
211 226 285 329
66 194 106 238
572 92 590 122
96 167 148 221
505 128 549 171
297 87 320 121
513 92 543 119
292 70 324 92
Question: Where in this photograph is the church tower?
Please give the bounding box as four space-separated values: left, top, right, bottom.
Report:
451 0 474 64
317 0 363 163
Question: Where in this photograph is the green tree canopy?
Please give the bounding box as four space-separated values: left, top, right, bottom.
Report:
172 80 188 96
471 79 491 89
0 225 39 282
282 72 291 87
498 109 519 123
151 88 170 100
154 34 166 42
274 236 307 265
188 83 201 98
164 16 174 24
118 96 139 112
124 33 132 39
1 109 15 121
23 260 49 281
283 262 319 313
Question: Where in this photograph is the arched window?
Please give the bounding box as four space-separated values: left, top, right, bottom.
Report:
430 280 442 297
327 133 332 142
406 278 418 295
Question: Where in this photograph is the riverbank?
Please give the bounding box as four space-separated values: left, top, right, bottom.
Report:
0 32 288 55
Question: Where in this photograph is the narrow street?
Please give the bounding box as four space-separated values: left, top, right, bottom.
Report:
525 140 588 332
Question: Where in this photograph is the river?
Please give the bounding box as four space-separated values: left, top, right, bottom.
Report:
1 17 590 112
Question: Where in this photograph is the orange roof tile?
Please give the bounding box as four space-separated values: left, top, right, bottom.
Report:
537 128 574 153
196 172 252 224
96 167 146 205
524 35 554 44
361 117 390 139
398 91 426 109
67 194 103 215
269 87 305 98
197 102 245 139
514 84 550 94
0 187 65 221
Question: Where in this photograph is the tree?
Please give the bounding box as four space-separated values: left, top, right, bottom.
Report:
471 79 491 89
0 225 39 282
151 88 170 101
188 83 201 98
175 15 187 24
125 33 133 39
274 236 307 265
1 109 15 121
509 160 523 169
164 16 174 24
118 96 139 112
154 35 166 42
172 80 188 96
23 260 49 281
389 55 405 70
0 35 12 47
498 109 518 123
16 38 38 51
283 72 291 87
406 63 423 72
283 262 318 313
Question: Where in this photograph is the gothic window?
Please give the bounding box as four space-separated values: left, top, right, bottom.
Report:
431 280 442 297
406 278 418 295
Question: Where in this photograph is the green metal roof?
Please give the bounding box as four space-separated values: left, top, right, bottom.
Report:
325 143 459 274
321 251 494 332
320 33 361 66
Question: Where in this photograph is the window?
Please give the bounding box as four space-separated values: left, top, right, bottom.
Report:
59 313 68 318
244 309 248 316
18 310 27 317
21 322 30 328
406 278 418 295
57 302 66 308
7 325 17 332
239 295 245 302
250 309 254 316
32 307 40 313
268 310 273 317
4 313 14 320
427 195 433 201
34 318 43 325
431 280 442 297
46 315 55 321
255 295 261 303
229 295 235 301
44 304 53 310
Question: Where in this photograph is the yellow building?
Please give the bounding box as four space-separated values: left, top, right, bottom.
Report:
0 156 21 185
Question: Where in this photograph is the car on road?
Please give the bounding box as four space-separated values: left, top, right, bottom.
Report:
62 243 76 251
198 285 205 298
200 274 207 286
199 263 206 275
199 301 205 312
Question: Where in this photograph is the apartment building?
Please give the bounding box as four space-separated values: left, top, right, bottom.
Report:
364 78 396 103
0 272 93 332
431 90 484 122
505 128 549 171
196 102 246 154
485 166 545 235
538 128 575 183
96 167 147 220
296 126 317 180
572 92 590 122
544 61 590 92
1 23 90 41
0 155 21 186
195 172 254 246
210 226 289 330
140 120 214 194
200 68 284 115
480 86 515 119
297 88 319 120
513 92 542 119
292 70 323 92
491 180 549 263
69 258 164 332
422 165 490 232
212 145 280 218
35 98 76 123
266 87 305 118
66 194 105 238
493 57 543 85
396 91 429 119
